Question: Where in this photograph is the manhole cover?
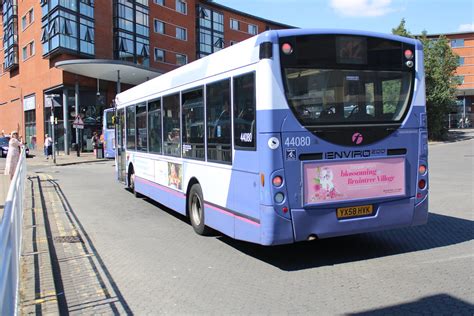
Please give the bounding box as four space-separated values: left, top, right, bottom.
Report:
54 235 83 243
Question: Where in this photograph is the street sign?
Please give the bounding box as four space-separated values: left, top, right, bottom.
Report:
73 115 84 129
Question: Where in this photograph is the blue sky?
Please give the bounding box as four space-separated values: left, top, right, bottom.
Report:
215 0 474 35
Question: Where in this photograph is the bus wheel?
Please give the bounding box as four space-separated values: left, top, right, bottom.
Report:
129 170 143 198
188 184 211 235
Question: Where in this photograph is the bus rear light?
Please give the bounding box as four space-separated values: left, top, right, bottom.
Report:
282 206 288 213
275 192 285 204
419 165 427 174
418 179 426 190
272 176 283 187
404 49 414 60
282 43 293 55
417 193 423 199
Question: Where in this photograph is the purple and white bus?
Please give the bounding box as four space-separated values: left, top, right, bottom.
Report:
102 108 116 159
115 29 429 245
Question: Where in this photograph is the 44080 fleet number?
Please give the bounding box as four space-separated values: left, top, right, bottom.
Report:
284 136 311 147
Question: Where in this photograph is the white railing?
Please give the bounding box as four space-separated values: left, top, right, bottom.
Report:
0 150 27 316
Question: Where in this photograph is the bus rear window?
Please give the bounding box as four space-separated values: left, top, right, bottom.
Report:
283 69 412 125
280 35 414 125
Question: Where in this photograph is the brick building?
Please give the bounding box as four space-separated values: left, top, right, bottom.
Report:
0 0 290 152
426 31 474 119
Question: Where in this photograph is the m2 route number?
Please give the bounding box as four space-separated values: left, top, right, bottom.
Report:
284 136 311 147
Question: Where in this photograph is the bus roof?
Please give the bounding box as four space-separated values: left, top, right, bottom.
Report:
116 28 420 108
273 28 420 46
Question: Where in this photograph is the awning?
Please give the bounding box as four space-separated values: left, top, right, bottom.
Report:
55 59 161 86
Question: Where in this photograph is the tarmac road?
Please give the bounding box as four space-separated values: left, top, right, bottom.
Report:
17 132 474 314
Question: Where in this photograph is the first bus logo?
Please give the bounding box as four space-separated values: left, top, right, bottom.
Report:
352 132 363 145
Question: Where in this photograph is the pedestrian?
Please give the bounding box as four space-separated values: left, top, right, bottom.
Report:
92 132 99 156
44 134 53 160
4 131 23 180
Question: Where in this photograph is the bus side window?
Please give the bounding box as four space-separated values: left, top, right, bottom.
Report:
182 87 205 160
148 98 162 154
206 78 232 163
233 72 256 150
126 105 136 151
136 103 148 152
163 93 181 157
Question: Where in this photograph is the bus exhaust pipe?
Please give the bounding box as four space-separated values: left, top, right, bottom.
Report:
307 234 318 241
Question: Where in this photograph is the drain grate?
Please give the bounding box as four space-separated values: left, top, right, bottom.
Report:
54 235 83 243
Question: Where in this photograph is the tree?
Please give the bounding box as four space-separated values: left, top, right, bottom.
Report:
392 20 459 140
392 19 413 38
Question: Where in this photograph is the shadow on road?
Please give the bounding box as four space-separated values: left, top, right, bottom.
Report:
349 294 474 315
435 129 474 143
217 213 473 271
141 190 474 271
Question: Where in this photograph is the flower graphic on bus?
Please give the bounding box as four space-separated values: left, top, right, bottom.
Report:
310 167 342 202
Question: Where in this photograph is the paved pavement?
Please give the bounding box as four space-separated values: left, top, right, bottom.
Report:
7 130 474 314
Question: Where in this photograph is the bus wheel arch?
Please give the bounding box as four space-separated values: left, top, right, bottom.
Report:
186 179 211 235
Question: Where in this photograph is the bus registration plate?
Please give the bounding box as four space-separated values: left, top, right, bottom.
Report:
337 205 373 219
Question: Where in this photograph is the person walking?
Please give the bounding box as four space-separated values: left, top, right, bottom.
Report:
92 132 99 156
4 131 23 180
44 134 53 160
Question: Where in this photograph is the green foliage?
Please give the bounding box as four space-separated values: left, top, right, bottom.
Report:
420 35 459 139
392 19 413 38
392 19 459 140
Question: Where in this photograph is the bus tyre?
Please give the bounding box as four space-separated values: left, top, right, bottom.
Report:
129 170 143 198
188 184 211 235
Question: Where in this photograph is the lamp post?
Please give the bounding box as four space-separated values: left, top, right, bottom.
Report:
8 85 23 139
45 94 60 164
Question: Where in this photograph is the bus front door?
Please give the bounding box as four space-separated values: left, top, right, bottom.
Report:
116 108 126 183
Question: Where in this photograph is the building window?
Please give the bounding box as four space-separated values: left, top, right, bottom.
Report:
22 8 35 31
176 27 187 40
230 19 239 31
176 53 187 65
41 0 95 56
176 0 187 14
154 19 164 34
451 39 464 48
28 8 35 24
154 0 164 5
154 48 165 62
455 76 464 84
197 5 224 58
22 41 35 60
114 0 149 66
2 0 19 71
248 24 257 35
22 16 27 30
459 57 465 66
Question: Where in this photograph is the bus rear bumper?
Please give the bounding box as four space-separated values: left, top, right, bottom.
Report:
291 197 420 242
